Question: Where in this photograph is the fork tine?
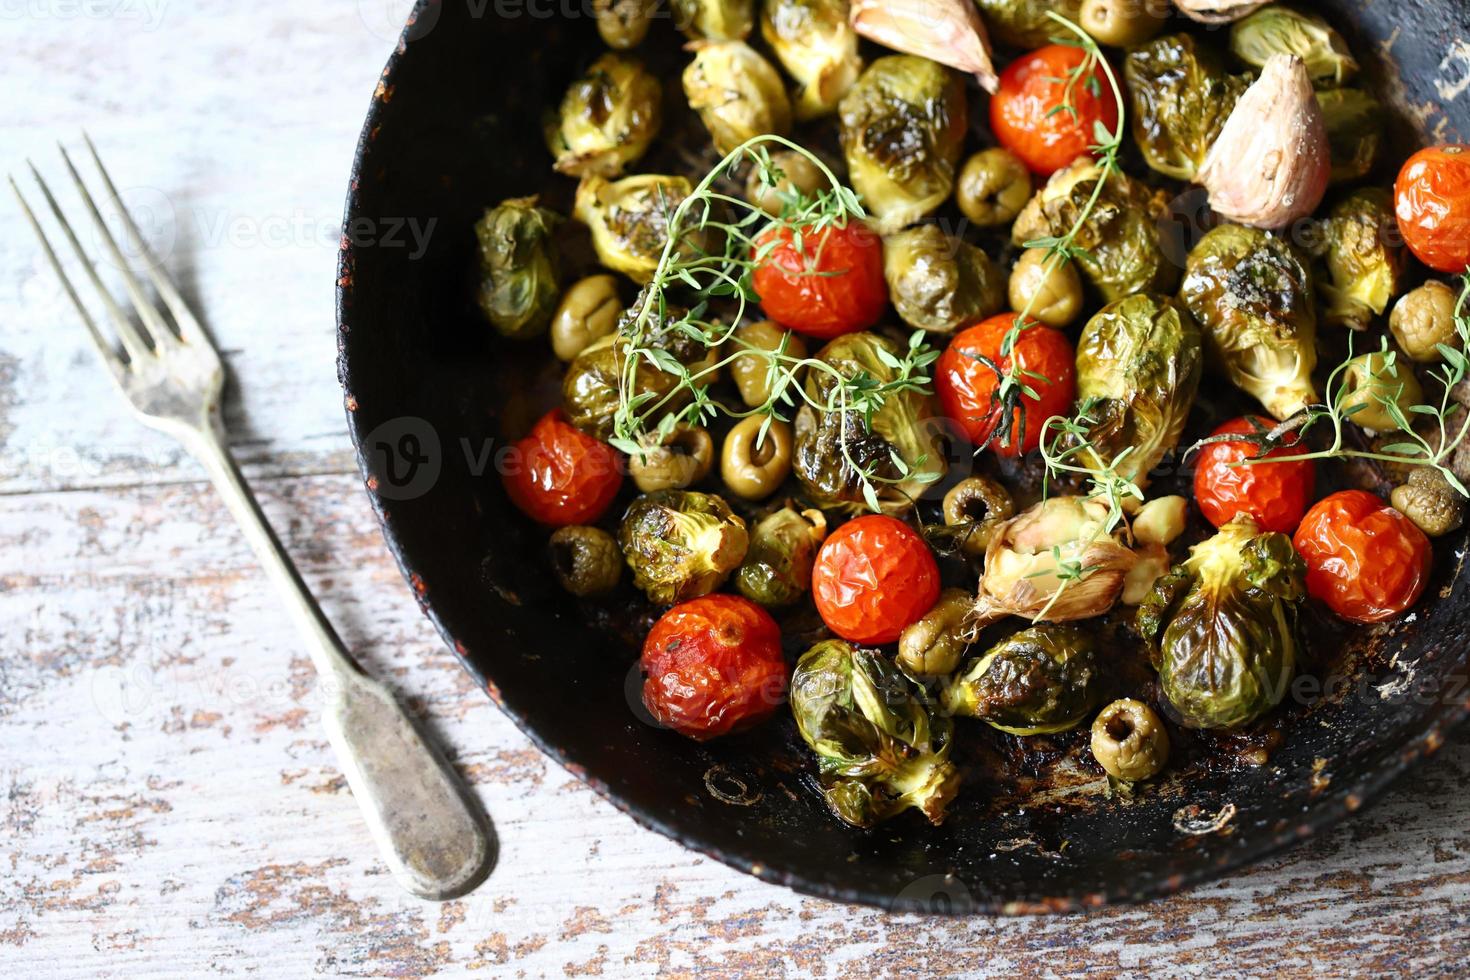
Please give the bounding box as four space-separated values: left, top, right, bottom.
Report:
10 175 127 381
81 133 207 346
25 160 152 365
57 142 179 351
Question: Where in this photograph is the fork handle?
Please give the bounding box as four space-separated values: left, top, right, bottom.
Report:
185 422 493 901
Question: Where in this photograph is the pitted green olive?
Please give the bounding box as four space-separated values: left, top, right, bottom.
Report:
1090 698 1169 781
721 417 793 500
628 426 715 492
730 320 807 407
551 275 622 362
549 526 622 597
1008 249 1083 328
955 148 1031 229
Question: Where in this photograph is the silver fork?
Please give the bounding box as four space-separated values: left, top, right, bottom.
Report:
12 138 493 901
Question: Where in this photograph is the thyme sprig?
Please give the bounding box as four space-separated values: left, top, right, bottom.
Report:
607 135 942 511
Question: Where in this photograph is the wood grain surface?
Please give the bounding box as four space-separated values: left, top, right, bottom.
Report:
3 2 1470 976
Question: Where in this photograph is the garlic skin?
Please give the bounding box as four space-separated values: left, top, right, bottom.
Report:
849 0 997 93
1196 54 1329 229
1171 0 1268 24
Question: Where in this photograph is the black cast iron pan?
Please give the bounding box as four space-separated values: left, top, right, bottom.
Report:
336 0 1470 912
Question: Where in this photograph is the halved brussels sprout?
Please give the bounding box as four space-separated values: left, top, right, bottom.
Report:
574 173 694 284
1072 294 1203 489
790 640 961 828
792 332 947 512
1125 33 1253 181
683 41 793 156
474 197 561 340
561 324 717 439
673 0 755 40
618 490 749 605
1013 158 1177 302
1317 188 1403 332
942 625 1102 735
760 0 862 120
838 55 967 233
1316 88 1385 185
545 54 662 178
973 0 1082 48
1136 515 1305 730
735 505 827 607
882 225 1005 334
1230 5 1356 86
1178 223 1317 420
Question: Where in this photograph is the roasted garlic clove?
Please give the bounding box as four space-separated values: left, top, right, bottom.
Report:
848 0 997 93
1196 54 1329 230
1171 0 1268 24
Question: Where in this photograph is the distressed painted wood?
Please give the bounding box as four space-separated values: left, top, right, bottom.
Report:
3 2 1470 975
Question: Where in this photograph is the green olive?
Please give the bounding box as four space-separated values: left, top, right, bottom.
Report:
942 476 1015 558
896 588 973 678
549 525 622 596
1008 248 1084 328
955 148 1031 229
1090 698 1169 781
1079 0 1169 47
721 416 793 500
1340 350 1424 432
1390 280 1460 363
745 150 827 217
593 0 654 48
551 274 622 361
730 320 808 407
628 425 715 492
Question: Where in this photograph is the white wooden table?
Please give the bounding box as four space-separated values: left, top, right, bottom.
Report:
3 3 1469 974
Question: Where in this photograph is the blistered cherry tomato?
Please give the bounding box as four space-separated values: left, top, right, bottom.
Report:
502 409 622 526
640 594 787 740
1193 416 1316 534
751 219 887 340
990 44 1120 176
935 313 1076 456
1293 490 1433 624
1395 145 1470 274
811 515 940 644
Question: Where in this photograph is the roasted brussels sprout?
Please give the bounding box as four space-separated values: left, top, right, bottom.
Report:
1391 280 1461 363
562 327 717 439
972 496 1139 626
551 274 622 361
574 173 694 284
1013 157 1176 302
593 0 656 49
897 588 973 678
1091 699 1169 781
1339 350 1423 433
1136 515 1305 730
474 197 562 340
545 54 662 178
628 425 715 492
1316 88 1384 185
790 640 961 828
1392 468 1466 538
760 0 862 119
1178 223 1317 420
1072 294 1203 489
673 0 755 39
735 505 827 606
619 490 749 605
744 150 826 216
973 0 1082 48
1317 188 1403 332
941 475 1014 559
1125 34 1252 182
882 225 1005 334
721 416 794 500
955 148 1031 229
683 41 793 156
1230 5 1356 86
838 55 967 233
793 332 947 512
942 625 1102 735
730 319 808 406
1009 248 1083 329
549 525 623 597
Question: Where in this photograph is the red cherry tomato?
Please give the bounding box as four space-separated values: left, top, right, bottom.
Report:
811 515 940 644
640 594 787 740
1395 145 1470 274
990 44 1119 176
502 409 622 526
751 219 886 340
1293 490 1433 624
935 313 1076 456
1193 416 1316 534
